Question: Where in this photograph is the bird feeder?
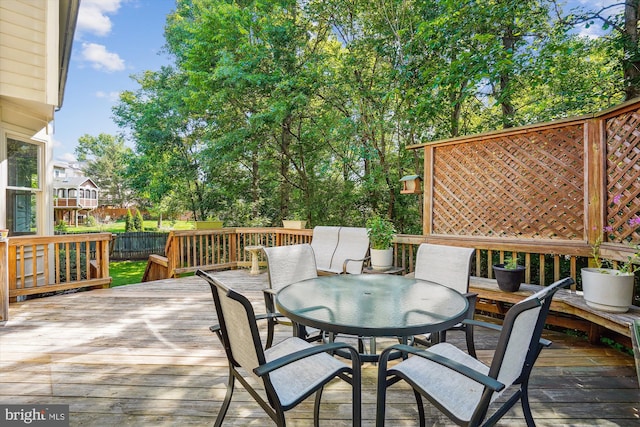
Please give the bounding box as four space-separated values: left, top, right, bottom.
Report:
400 175 423 194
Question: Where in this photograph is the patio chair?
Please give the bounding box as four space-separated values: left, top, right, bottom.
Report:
263 244 321 347
412 243 477 357
311 226 370 274
375 277 574 427
196 269 362 427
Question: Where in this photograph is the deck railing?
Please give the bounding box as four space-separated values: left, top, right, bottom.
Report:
4 233 112 303
1 227 637 325
143 228 313 281
142 227 639 303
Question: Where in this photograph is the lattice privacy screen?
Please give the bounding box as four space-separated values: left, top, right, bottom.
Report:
431 125 584 239
606 108 640 243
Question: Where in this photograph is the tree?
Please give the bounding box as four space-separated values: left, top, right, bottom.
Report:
111 0 624 232
134 209 144 231
75 134 134 207
125 209 134 232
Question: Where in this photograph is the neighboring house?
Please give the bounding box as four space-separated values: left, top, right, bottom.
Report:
53 176 99 226
0 0 80 237
53 160 84 179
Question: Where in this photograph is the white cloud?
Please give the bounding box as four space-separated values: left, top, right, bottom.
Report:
76 0 123 37
96 91 122 102
59 152 78 163
81 42 125 72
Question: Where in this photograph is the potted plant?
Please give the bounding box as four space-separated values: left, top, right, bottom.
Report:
492 255 525 292
366 215 396 270
581 196 639 313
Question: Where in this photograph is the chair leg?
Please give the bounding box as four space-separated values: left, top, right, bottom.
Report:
352 360 362 426
314 387 324 427
375 362 390 426
465 325 477 358
414 390 426 427
214 368 235 427
521 384 536 427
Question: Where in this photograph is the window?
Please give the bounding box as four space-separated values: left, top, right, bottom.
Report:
6 138 40 236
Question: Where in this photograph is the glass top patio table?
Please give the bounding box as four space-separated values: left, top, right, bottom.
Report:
275 274 468 339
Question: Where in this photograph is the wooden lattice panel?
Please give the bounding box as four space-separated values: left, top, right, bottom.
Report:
606 109 640 243
431 125 584 239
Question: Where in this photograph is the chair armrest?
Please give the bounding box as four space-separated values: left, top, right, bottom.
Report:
342 256 371 274
463 318 503 332
253 341 361 377
210 312 284 334
383 344 505 392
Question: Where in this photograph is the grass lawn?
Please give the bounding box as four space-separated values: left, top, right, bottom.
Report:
110 260 148 287
64 220 195 234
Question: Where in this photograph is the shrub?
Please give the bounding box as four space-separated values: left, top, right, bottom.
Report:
55 220 68 233
134 209 144 231
125 210 134 232
85 215 97 227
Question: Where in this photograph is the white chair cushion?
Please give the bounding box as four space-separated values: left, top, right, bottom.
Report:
391 342 489 422
265 337 348 407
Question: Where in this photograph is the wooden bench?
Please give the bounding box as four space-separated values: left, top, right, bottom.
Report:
470 276 640 345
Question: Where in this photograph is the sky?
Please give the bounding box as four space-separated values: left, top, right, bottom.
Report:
52 0 618 163
53 0 176 162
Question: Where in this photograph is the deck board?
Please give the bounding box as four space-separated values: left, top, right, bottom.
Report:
1 269 638 426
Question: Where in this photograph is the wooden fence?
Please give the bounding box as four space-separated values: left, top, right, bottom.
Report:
110 231 168 260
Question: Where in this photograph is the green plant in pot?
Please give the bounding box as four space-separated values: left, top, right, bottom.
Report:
366 216 396 270
493 255 525 292
581 203 639 313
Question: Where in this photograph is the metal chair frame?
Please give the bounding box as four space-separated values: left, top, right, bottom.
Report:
197 269 362 427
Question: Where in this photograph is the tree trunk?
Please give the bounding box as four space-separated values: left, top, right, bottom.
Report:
624 0 640 100
500 28 516 128
279 115 293 220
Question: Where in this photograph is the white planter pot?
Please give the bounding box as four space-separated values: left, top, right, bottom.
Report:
581 267 635 313
282 220 306 229
370 248 393 271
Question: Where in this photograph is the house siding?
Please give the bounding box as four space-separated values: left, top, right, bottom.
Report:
0 1 49 104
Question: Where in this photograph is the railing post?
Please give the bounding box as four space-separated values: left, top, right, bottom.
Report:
230 230 238 266
166 231 177 278
585 117 605 267
100 237 110 287
0 240 8 321
423 145 434 235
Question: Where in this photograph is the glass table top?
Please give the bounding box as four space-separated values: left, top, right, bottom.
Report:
275 274 468 337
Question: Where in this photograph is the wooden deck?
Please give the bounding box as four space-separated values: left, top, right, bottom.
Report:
1 269 638 426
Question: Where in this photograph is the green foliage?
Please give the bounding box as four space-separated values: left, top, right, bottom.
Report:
366 216 396 250
134 209 144 231
75 133 134 208
108 0 624 230
55 220 68 233
84 215 97 227
125 209 134 232
503 256 520 270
